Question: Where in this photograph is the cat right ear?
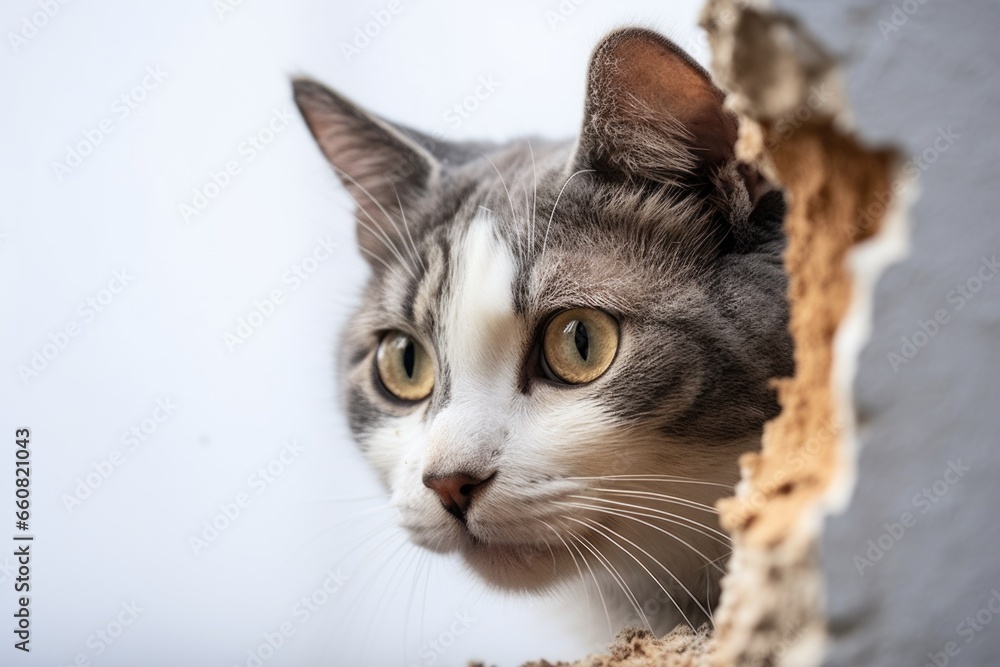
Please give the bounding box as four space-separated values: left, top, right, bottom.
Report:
292 78 440 270
572 28 739 184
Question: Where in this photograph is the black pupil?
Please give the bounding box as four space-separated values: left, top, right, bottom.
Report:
402 340 416 379
574 321 589 361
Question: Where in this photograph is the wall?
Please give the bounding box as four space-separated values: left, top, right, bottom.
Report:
767 1 1000 665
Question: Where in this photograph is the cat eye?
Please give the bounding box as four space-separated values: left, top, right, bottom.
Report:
376 331 435 401
541 308 619 385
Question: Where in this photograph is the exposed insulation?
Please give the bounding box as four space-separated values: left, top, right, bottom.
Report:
711 122 894 667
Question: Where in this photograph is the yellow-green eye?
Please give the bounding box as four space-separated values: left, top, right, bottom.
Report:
376 332 434 401
542 308 619 384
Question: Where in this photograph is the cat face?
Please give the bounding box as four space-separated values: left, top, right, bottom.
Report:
294 28 791 631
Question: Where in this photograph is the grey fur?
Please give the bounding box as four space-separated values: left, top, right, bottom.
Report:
293 27 792 633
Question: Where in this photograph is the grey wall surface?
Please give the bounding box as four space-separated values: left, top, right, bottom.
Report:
769 1 1000 665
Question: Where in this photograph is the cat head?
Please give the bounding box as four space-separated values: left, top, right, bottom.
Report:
294 28 791 628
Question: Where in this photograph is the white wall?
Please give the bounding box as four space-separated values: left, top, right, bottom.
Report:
0 1 706 665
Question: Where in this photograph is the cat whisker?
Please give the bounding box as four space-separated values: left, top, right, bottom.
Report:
541 168 595 257
565 506 724 628
318 525 406 647
330 165 416 278
565 474 734 490
326 518 402 570
524 187 533 259
349 199 413 277
557 500 729 576
362 539 419 651
565 523 654 633
279 510 396 572
371 176 418 271
322 196 412 278
540 531 558 577
702 551 731 571
299 493 392 504
481 153 524 262
544 520 614 637
585 488 720 514
335 523 408 585
390 179 426 272
327 529 412 660
564 495 731 546
402 549 428 662
540 521 581 591
706 573 715 626
358 245 405 276
306 501 395 525
571 536 615 638
566 514 703 628
527 139 538 251
417 548 434 654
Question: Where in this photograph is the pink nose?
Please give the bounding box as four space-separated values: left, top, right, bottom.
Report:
423 472 493 517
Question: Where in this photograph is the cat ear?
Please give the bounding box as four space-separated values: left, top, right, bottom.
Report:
293 78 440 269
573 28 738 182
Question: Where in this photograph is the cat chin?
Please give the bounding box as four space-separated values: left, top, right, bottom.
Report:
408 528 560 591
405 527 560 590
460 540 569 592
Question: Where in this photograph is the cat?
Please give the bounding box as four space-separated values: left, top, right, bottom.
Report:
292 27 792 636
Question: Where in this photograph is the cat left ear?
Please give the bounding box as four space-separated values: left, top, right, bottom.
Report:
293 78 440 268
573 28 738 183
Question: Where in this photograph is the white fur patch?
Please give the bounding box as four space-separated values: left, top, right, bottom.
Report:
442 214 519 380
417 214 522 477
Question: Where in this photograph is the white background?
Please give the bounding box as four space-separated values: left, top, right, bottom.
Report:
0 1 705 665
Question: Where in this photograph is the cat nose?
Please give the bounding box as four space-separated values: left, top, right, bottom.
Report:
422 472 494 518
